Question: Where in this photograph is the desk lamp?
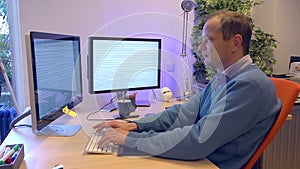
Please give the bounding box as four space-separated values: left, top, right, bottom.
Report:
178 0 195 100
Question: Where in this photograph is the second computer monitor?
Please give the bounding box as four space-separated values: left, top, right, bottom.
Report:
88 36 161 94
25 31 83 136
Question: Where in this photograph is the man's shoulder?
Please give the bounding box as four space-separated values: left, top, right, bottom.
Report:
234 64 270 82
229 65 273 90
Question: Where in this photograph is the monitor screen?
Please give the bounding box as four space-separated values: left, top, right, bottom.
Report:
289 56 300 69
88 37 161 94
25 31 83 136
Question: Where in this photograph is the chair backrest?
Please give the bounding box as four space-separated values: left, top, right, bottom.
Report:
243 77 300 169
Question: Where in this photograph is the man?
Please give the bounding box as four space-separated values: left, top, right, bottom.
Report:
93 10 281 169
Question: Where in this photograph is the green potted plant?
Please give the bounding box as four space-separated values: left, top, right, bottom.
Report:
191 0 278 82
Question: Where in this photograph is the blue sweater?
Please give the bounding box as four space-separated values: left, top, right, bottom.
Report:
125 64 281 169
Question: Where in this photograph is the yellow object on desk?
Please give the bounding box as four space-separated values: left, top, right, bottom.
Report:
62 106 77 117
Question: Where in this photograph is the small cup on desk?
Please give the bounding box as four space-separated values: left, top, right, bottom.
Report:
118 100 135 117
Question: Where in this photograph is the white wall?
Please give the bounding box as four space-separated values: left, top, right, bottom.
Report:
18 0 196 108
253 0 300 73
18 0 300 110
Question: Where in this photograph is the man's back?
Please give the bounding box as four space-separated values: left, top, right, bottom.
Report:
201 64 281 168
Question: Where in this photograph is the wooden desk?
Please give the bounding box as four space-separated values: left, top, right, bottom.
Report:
1 102 219 169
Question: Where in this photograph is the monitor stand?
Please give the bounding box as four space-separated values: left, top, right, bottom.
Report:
34 125 81 137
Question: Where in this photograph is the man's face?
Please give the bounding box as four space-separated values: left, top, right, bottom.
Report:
198 17 232 71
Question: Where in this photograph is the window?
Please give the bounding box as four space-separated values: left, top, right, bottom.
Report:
0 0 13 107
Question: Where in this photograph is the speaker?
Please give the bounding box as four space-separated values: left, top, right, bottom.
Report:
181 0 194 12
160 87 173 102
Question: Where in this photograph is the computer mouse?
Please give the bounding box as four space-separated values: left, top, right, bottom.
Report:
53 164 64 169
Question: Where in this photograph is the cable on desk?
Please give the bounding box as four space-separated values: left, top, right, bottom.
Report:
13 124 32 128
86 96 118 121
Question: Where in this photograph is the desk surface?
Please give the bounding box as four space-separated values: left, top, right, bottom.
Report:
1 101 219 169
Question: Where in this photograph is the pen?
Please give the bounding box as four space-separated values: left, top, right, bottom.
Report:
0 144 20 165
5 150 19 164
0 147 6 159
11 150 19 162
0 147 10 159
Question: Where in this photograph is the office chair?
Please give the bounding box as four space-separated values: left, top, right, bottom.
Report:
243 77 300 169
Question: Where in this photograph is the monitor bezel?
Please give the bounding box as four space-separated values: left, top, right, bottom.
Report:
25 31 83 133
88 36 162 94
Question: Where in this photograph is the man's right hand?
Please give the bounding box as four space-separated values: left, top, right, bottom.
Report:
93 120 137 132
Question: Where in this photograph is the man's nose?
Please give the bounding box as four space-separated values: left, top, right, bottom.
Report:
198 42 206 51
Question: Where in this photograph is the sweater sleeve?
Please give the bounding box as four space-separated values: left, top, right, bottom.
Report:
134 93 201 132
124 77 281 160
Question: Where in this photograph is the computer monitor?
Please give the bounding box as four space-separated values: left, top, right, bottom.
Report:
25 31 83 136
88 36 161 106
289 56 300 73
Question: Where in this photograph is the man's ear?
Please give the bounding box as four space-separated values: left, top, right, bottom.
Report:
231 34 243 53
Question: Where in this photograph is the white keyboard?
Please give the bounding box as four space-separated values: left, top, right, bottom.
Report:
84 130 117 154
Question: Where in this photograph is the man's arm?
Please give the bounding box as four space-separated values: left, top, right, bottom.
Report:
124 78 281 160
134 93 201 132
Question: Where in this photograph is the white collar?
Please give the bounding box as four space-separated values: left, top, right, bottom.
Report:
222 54 253 78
